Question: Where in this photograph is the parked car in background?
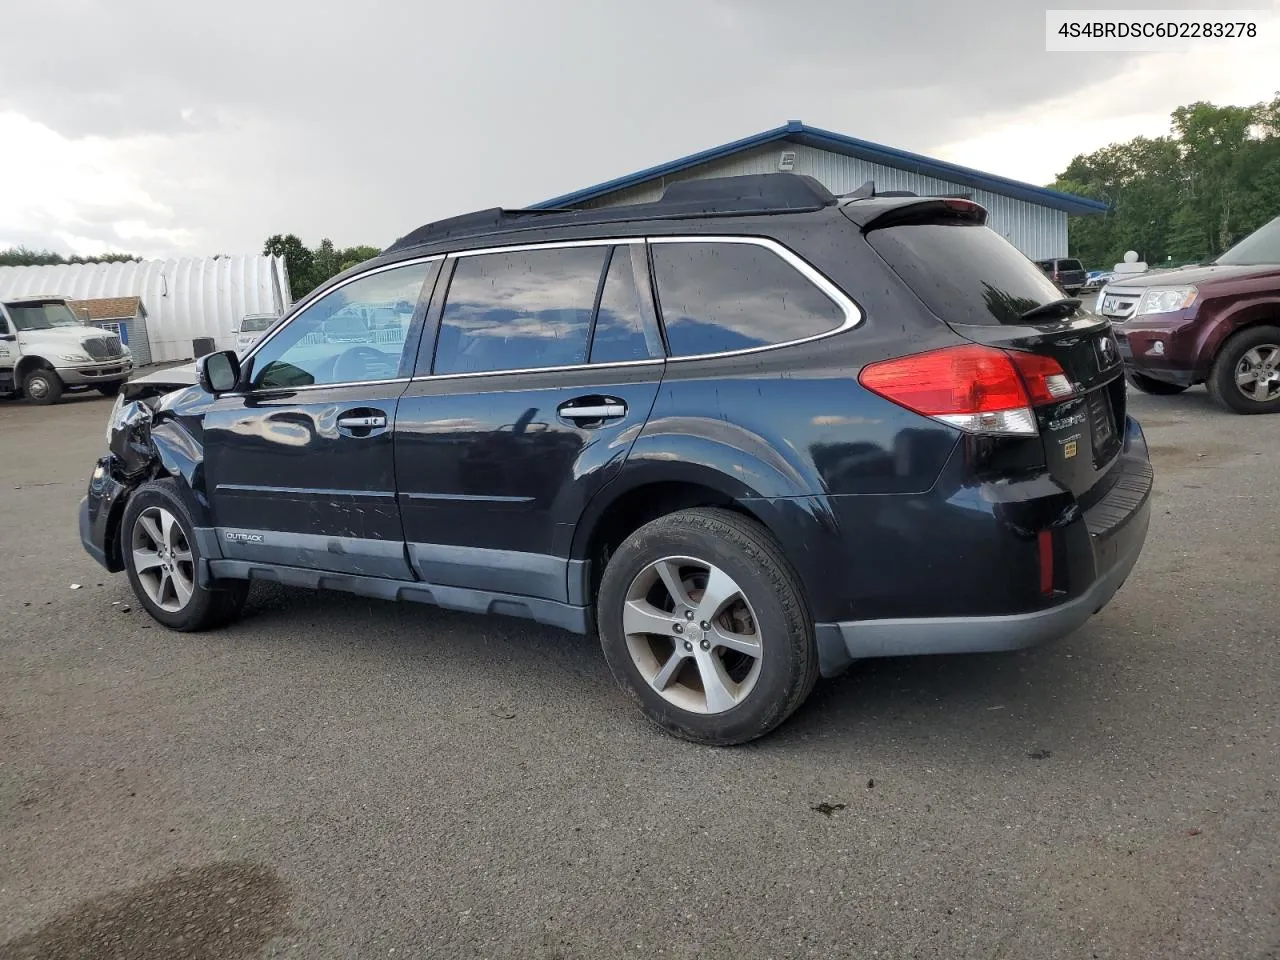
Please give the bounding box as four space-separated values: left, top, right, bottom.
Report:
234 313 278 354
1034 257 1088 294
1097 214 1280 414
79 173 1152 745
1083 269 1114 292
0 296 132 404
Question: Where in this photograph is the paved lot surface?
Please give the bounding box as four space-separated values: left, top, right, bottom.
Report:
1 386 1277 959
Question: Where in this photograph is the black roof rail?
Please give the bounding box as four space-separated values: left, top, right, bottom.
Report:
386 173 838 253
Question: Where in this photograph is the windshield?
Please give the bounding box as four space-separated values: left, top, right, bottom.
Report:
867 223 1072 325
241 316 276 333
6 302 81 331
1216 215 1280 266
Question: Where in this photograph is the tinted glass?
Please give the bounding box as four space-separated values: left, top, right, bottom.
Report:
651 241 844 357
250 261 435 389
1058 259 1084 272
434 246 606 375
868 223 1069 326
1216 215 1280 266
590 247 651 364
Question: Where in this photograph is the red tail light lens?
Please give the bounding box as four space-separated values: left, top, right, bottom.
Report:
1008 351 1075 405
858 344 1074 437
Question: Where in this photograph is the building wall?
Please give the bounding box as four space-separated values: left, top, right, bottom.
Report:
0 255 291 364
575 142 1068 261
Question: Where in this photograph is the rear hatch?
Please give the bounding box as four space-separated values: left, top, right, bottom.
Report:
858 204 1126 499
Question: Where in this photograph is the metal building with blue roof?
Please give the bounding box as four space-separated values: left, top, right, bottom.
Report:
533 120 1105 261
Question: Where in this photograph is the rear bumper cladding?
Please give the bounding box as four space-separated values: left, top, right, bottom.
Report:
814 515 1146 673
815 421 1153 677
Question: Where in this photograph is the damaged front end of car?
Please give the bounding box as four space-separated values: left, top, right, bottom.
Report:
79 381 212 572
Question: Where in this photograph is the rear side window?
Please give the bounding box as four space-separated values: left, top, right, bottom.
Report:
651 240 844 357
434 247 606 375
868 224 1069 326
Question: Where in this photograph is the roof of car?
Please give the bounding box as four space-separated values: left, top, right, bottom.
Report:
385 173 841 254
383 173 983 257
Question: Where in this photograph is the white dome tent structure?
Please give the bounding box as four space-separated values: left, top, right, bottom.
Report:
0 255 291 364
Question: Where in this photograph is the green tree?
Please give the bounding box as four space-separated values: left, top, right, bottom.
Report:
0 246 141 267
1051 93 1280 268
262 234 315 300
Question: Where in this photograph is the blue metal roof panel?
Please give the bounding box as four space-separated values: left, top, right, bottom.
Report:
533 121 1108 215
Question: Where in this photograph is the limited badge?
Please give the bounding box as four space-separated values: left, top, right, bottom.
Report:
1063 440 1078 459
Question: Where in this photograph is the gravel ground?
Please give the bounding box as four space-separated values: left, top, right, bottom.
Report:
1 386 1276 960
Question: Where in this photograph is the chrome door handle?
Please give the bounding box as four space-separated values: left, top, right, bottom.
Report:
337 415 387 429
559 403 625 420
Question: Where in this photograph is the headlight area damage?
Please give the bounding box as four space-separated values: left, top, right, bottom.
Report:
80 384 211 573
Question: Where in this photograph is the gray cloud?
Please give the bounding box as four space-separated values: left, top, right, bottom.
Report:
0 0 1263 257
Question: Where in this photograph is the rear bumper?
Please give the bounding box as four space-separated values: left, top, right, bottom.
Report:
814 418 1153 675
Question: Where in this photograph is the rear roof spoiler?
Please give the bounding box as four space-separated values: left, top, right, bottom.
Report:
840 195 988 229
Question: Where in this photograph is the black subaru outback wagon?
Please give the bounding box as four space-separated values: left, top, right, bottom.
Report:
80 174 1152 745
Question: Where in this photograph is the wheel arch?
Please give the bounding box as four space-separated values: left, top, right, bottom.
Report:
569 460 844 621
1197 300 1280 375
15 354 57 381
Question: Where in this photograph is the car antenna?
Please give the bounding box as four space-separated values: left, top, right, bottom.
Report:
842 181 876 200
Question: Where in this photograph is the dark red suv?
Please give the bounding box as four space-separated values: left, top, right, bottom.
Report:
1097 215 1280 414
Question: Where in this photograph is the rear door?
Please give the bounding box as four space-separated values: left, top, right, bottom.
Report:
394 241 665 602
202 258 441 578
866 220 1125 498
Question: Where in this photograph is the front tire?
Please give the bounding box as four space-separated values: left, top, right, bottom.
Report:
1127 371 1188 395
1206 325 1280 414
121 480 248 631
23 369 63 405
597 507 818 746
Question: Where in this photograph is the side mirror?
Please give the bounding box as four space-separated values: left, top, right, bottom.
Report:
197 350 242 395
0 332 14 342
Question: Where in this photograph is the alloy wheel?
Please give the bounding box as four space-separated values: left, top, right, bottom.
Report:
131 506 195 612
622 556 763 715
1235 343 1280 403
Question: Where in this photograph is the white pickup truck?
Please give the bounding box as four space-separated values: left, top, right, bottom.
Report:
0 295 133 404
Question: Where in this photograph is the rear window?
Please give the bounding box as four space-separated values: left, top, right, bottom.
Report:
241 316 275 333
868 224 1069 326
1058 259 1084 272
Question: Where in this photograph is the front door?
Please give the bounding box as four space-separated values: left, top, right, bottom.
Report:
202 258 441 579
395 242 666 602
0 312 15 392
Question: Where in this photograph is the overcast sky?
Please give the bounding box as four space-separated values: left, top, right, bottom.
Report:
1 0 1277 259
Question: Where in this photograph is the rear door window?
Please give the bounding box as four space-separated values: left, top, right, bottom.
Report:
433 246 606 375
590 246 654 364
868 223 1070 326
650 240 845 357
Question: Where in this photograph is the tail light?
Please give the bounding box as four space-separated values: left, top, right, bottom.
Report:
858 344 1075 437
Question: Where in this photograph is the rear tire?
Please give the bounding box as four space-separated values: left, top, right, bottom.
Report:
121 479 249 631
1126 371 1188 395
596 507 818 746
1206 325 1280 415
23 368 62 405
96 381 123 397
